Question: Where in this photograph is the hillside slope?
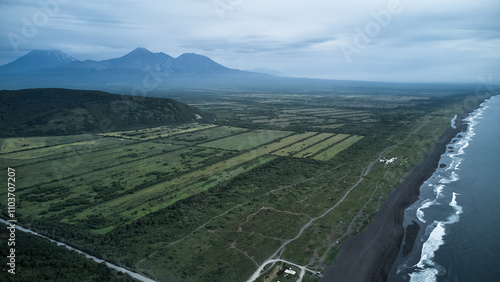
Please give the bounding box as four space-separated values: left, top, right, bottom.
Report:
0 88 211 137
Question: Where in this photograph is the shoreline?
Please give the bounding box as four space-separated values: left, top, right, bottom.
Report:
320 108 477 282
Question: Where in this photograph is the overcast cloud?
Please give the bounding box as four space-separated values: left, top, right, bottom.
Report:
1 0 499 82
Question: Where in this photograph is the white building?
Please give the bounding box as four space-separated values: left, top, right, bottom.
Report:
284 269 296 275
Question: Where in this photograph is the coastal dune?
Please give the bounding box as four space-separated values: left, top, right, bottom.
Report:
321 116 465 282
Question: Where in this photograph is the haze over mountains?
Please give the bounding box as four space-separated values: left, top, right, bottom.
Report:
0 48 234 74
0 50 78 73
0 48 272 92
0 48 477 95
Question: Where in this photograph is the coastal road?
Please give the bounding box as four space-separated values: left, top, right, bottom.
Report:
0 219 156 282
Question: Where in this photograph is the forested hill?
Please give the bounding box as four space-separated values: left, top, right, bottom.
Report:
0 88 211 137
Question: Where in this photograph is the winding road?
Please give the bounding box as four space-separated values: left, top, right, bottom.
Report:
246 143 399 282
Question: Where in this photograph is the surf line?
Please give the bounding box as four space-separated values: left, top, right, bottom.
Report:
408 103 487 280
0 219 155 282
410 192 462 280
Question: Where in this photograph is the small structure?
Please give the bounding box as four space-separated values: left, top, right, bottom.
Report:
284 269 296 276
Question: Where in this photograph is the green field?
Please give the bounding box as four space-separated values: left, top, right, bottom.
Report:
1 125 358 238
295 134 350 158
273 133 334 157
12 141 185 189
168 125 249 143
0 134 102 154
0 89 483 282
199 130 292 151
101 123 216 140
313 135 365 161
0 137 135 167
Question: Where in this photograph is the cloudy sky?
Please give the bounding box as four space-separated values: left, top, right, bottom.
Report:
1 0 499 83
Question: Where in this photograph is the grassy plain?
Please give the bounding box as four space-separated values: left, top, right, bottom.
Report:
313 135 365 161
0 134 100 153
273 133 333 156
199 130 292 151
294 134 351 158
0 88 483 282
304 134 350 157
101 123 216 140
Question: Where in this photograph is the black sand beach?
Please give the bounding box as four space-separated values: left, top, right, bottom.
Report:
320 116 467 282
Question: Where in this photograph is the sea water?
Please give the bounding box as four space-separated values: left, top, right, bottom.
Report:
388 95 500 281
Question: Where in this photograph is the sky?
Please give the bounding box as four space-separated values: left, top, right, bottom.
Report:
0 0 499 83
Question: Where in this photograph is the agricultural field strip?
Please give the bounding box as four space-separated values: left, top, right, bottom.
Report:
294 134 350 158
240 115 269 120
313 135 365 161
167 126 250 143
0 138 137 165
312 124 344 129
282 108 348 114
251 118 291 124
198 130 292 151
100 124 216 140
80 131 318 219
0 134 104 154
250 118 322 125
0 135 107 157
3 128 290 192
272 133 334 157
8 127 359 233
347 116 373 121
24 146 219 220
312 112 372 118
12 141 186 189
290 110 358 116
325 113 373 119
121 124 217 140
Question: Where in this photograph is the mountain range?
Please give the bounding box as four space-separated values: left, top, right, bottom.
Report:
0 48 272 92
0 48 235 74
0 48 473 94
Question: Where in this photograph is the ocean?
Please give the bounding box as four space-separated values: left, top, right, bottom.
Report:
388 95 500 281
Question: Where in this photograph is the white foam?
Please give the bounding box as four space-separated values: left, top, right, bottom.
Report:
435 185 445 197
439 172 459 184
415 222 446 269
409 267 439 282
446 192 463 224
416 200 433 223
449 192 459 206
450 115 457 129
416 185 446 223
412 193 463 279
457 140 470 155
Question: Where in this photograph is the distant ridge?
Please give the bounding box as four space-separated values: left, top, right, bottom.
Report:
0 48 476 93
0 48 256 91
0 48 233 74
0 88 212 137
